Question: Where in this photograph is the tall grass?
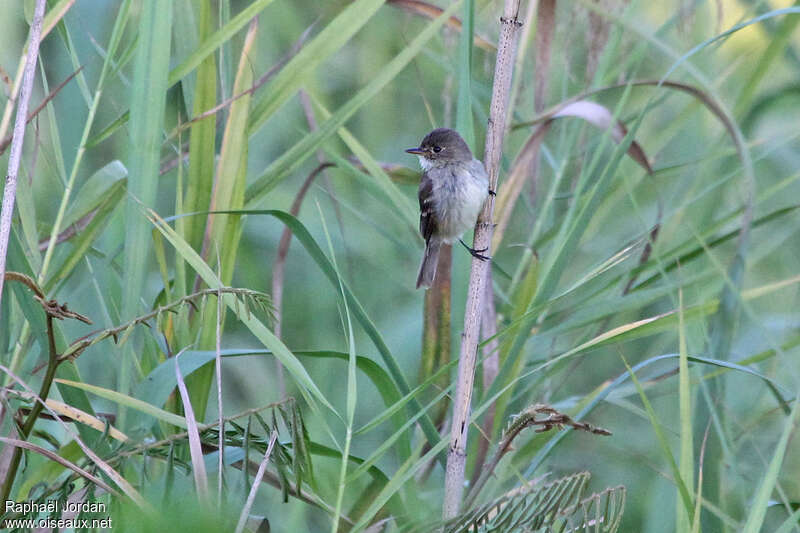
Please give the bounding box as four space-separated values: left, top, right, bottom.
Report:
1 1 799 531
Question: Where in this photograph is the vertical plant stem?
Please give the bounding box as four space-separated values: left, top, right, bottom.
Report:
0 0 46 318
469 275 499 484
442 0 523 519
0 314 56 503
216 285 224 507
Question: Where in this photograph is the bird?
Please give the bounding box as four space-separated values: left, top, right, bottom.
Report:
405 128 491 289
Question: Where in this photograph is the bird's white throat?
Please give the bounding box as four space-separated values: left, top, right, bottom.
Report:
417 156 433 171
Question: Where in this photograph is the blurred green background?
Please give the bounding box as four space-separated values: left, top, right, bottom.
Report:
2 0 800 531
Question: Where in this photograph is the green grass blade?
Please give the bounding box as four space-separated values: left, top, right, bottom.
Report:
120 0 173 412
742 398 800 533
677 290 694 532
205 209 444 458
455 0 475 149
310 94 418 234
735 2 800 115
145 208 335 414
774 505 800 533
622 358 694 524
167 0 276 87
189 17 259 421
55 378 188 429
45 179 126 292
244 0 464 207
246 0 385 135
180 0 217 258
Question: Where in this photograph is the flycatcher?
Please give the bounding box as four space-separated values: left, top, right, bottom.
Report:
406 128 491 289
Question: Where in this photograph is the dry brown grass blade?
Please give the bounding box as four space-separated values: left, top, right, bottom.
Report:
585 0 627 81
492 121 552 251
0 437 117 496
0 365 151 510
6 388 128 441
175 351 210 505
514 79 737 148
388 0 496 51
234 431 278 533
534 0 555 112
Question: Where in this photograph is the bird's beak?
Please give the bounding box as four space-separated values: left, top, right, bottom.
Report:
405 147 426 156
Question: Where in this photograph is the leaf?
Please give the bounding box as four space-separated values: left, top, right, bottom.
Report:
167 0 276 87
455 0 475 149
120 0 173 407
622 358 694 523
246 0 385 135
742 398 800 533
6 389 128 442
244 0 465 207
0 437 116 496
552 101 652 173
179 0 218 257
55 378 188 428
203 209 443 456
60 160 128 230
735 1 800 114
145 208 336 414
45 178 126 292
174 352 210 504
311 95 418 234
677 290 694 532
134 349 403 424
188 15 260 421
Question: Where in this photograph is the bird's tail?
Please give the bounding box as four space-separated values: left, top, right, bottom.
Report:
416 241 441 289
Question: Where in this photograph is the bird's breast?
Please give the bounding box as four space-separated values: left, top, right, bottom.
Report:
430 161 488 242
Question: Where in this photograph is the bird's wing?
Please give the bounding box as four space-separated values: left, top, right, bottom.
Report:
418 171 437 242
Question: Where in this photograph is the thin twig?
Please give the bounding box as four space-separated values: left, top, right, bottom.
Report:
466 404 611 506
0 0 46 319
443 0 523 520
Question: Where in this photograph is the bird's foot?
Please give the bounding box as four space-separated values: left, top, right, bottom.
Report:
459 239 491 261
488 188 496 197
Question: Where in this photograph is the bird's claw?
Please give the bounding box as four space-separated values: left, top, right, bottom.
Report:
488 188 496 197
459 239 491 261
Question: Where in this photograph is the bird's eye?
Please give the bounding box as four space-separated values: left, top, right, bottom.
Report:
432 146 442 153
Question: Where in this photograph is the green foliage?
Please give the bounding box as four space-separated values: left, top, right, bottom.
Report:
2 1 800 532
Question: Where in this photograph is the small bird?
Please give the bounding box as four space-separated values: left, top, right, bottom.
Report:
406 128 491 289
